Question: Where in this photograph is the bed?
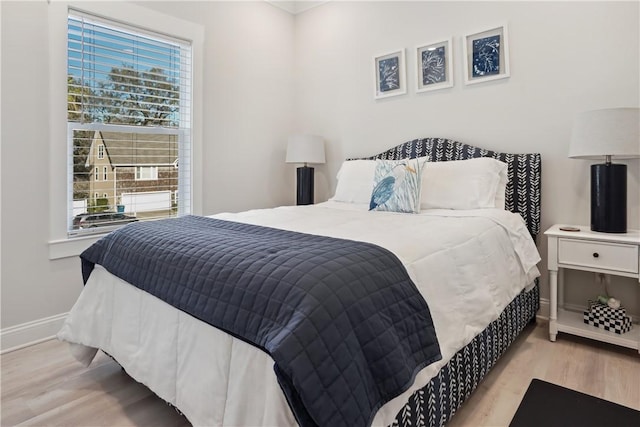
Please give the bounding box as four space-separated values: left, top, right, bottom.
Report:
58 137 542 427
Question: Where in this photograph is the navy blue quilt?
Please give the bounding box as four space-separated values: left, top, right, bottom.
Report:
80 215 441 427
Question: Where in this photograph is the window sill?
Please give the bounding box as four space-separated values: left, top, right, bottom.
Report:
48 234 104 260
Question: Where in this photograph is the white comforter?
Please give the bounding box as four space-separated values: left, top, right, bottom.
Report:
58 202 540 427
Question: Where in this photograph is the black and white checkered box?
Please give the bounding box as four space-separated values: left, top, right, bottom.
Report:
587 300 627 320
583 301 633 334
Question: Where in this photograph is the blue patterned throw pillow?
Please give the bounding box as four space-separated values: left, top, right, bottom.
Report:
369 159 425 213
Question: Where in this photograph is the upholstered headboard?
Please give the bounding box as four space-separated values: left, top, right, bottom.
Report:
357 137 542 240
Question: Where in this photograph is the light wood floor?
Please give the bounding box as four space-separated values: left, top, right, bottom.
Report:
1 321 639 427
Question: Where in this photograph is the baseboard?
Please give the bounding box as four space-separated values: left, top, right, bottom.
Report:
537 298 550 321
1 312 68 354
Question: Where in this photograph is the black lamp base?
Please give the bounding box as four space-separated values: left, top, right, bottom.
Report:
296 166 314 205
591 163 626 233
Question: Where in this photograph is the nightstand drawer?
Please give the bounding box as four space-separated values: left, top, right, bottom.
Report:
558 238 639 274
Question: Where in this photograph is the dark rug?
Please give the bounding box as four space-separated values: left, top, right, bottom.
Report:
509 379 640 427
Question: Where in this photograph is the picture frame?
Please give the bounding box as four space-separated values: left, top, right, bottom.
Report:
416 38 454 93
373 49 406 99
463 24 510 85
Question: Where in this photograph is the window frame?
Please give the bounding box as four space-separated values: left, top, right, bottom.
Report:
48 1 204 260
97 144 104 159
135 166 159 181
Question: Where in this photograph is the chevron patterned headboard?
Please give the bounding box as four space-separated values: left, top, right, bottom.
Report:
358 137 542 240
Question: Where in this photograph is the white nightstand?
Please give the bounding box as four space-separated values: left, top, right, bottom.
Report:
545 224 640 353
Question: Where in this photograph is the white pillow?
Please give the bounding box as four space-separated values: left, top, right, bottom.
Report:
420 157 507 210
331 160 376 204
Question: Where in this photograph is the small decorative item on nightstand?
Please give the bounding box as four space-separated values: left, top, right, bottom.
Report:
286 135 325 205
583 300 633 335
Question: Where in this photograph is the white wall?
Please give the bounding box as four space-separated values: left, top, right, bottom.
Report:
293 1 639 311
0 0 295 348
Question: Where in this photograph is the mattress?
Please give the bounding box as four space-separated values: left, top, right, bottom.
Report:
58 201 541 426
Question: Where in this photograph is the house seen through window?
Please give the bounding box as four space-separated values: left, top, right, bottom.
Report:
67 11 192 234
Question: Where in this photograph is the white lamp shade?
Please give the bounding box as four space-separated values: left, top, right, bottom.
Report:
286 135 326 164
569 108 640 159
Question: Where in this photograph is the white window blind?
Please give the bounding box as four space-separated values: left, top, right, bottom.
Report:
67 10 192 235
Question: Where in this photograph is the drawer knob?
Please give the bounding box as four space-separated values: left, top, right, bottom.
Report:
593 252 599 258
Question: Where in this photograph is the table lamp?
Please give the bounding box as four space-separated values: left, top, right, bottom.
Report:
569 108 640 233
286 135 325 205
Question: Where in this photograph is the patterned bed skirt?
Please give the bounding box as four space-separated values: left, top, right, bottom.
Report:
391 281 540 427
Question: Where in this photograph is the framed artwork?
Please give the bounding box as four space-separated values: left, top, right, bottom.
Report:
416 38 453 93
373 49 406 99
463 24 510 85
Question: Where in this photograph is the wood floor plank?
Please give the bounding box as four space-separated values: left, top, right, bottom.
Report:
1 320 638 426
447 321 640 427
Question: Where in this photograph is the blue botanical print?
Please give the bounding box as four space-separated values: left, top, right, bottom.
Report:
422 46 446 85
472 34 500 77
379 56 400 92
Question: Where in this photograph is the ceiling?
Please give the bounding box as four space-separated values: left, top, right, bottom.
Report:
266 1 328 15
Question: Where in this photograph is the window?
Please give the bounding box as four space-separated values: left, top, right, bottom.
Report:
67 10 192 235
136 166 158 181
103 193 108 198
